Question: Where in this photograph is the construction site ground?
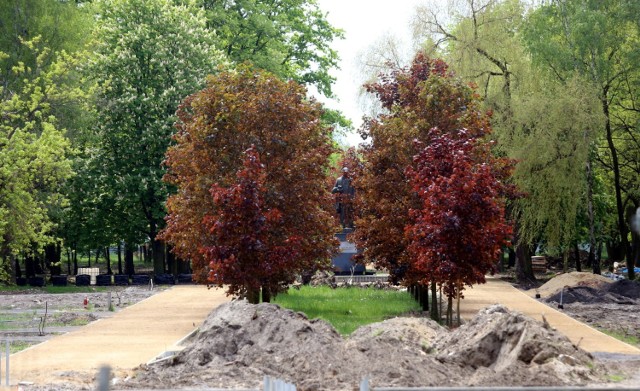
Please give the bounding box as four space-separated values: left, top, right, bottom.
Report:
1 273 639 389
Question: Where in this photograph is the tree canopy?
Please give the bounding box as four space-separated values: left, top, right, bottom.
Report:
161 65 337 300
199 0 343 97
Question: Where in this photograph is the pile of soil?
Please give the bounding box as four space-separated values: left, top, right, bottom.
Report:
531 272 612 299
545 286 636 305
606 279 640 299
125 301 603 390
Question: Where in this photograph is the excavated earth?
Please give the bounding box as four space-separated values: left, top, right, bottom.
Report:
121 300 628 391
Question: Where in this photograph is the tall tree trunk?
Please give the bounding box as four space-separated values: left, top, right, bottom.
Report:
596 242 603 272
66 247 71 275
602 96 634 279
586 154 599 274
150 222 165 274
167 245 176 276
152 239 165 275
105 247 113 275
117 243 123 274
514 221 535 282
247 285 260 304
72 246 78 275
430 280 438 322
261 285 271 303
25 254 36 278
574 242 582 272
515 242 534 283
508 247 516 268
94 249 100 267
177 256 191 274
124 243 135 276
456 280 462 327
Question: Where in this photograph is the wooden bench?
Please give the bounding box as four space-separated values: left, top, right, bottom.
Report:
531 256 547 273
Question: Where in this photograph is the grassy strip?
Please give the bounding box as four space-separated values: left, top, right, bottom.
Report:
273 285 421 335
599 329 640 347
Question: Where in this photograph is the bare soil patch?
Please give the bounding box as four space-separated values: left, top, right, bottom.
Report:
120 300 630 390
0 286 163 347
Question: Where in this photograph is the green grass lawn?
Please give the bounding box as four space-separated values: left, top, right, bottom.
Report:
273 285 421 335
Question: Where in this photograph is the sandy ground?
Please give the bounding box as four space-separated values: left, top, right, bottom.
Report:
1 272 639 390
2 285 230 389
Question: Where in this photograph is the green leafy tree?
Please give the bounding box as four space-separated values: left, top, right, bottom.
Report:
414 0 609 279
161 65 338 297
86 0 225 274
198 0 343 96
523 0 640 278
0 39 74 283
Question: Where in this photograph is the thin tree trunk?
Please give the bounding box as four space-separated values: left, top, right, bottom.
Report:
247 285 260 304
447 296 453 327
124 243 135 276
72 246 78 275
117 243 123 275
429 280 438 322
586 155 599 274
603 96 634 279
574 242 582 272
105 247 113 275
261 285 271 303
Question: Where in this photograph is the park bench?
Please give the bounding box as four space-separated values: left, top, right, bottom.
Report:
531 256 547 273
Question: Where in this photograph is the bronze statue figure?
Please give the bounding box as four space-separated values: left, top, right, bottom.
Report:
332 167 355 229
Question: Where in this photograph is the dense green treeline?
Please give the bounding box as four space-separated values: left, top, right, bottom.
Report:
2 0 639 285
0 0 343 283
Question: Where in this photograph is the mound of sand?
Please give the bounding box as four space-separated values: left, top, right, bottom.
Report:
545 286 636 305
124 301 602 390
532 272 612 299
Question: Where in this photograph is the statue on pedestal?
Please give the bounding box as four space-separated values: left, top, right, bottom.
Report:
332 167 355 229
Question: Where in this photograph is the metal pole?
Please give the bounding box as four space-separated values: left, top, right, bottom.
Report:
5 339 9 386
97 365 110 391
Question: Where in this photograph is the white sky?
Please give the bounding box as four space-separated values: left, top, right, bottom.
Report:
314 0 427 146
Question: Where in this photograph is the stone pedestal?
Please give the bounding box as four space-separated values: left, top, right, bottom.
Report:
332 228 365 275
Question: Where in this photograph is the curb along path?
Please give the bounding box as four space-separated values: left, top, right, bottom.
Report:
9 285 230 386
459 276 640 355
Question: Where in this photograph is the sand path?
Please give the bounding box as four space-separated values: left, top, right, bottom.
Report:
7 285 230 386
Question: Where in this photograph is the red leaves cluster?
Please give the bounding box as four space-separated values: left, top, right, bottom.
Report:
202 146 302 299
406 130 513 297
353 52 514 295
160 65 337 299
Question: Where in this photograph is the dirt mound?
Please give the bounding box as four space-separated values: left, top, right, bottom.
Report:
606 279 640 299
533 272 611 299
545 286 636 305
435 305 595 386
124 301 604 390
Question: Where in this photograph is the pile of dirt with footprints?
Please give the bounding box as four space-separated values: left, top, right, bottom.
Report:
122 297 637 390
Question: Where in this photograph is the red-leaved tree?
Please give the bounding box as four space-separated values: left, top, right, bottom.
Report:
353 53 492 282
406 130 513 325
161 65 337 302
203 146 302 303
